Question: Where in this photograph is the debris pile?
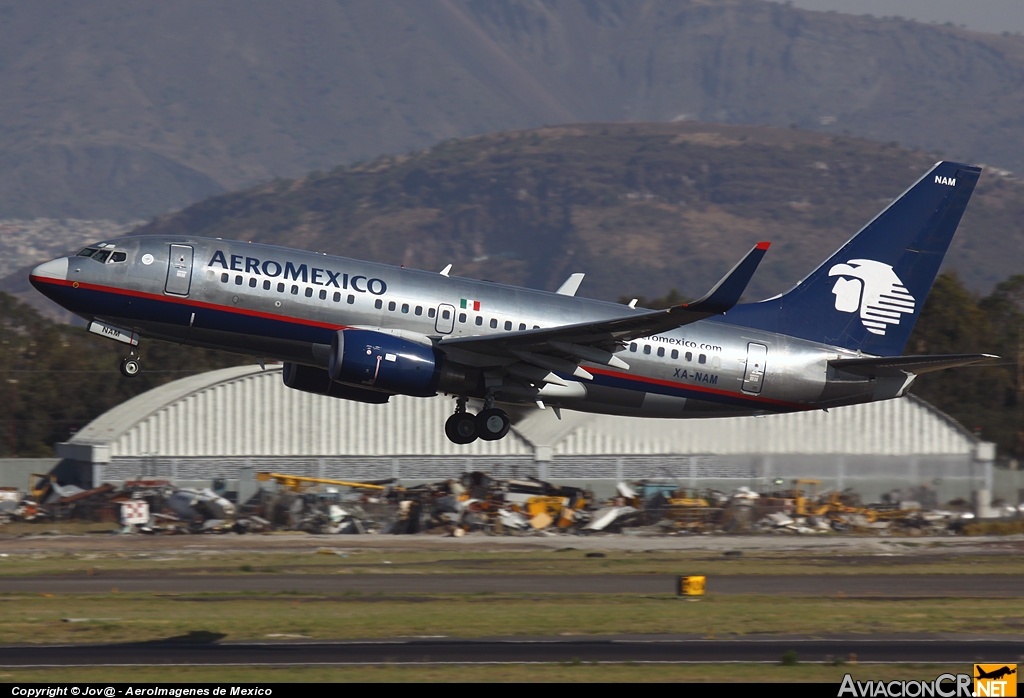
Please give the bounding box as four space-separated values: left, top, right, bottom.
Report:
0 470 1018 536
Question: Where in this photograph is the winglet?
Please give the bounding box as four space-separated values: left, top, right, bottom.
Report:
556 272 586 296
683 242 770 314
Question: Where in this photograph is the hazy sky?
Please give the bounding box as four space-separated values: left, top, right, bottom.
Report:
772 0 1024 35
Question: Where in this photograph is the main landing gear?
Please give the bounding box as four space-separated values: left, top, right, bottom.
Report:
444 396 511 444
119 353 141 378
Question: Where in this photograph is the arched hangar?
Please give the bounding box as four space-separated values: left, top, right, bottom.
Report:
55 364 998 501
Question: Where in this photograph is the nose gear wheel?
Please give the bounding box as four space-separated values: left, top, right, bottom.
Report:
119 357 141 377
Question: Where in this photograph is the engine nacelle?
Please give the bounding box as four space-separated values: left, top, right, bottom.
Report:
282 361 390 404
328 329 441 397
328 329 480 397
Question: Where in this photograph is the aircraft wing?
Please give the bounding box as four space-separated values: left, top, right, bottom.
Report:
829 353 998 378
436 243 769 375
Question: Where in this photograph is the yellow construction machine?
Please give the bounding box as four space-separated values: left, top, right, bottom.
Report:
255 472 386 493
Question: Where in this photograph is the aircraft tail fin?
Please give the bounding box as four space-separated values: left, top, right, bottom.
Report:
724 162 981 356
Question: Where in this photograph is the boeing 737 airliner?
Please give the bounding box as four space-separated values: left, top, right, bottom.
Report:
30 161 995 444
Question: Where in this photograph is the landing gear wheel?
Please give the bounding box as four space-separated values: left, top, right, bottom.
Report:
476 408 511 441
119 357 141 377
445 412 478 444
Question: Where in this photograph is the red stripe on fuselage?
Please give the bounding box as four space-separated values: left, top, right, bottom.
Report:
586 365 806 410
29 275 350 331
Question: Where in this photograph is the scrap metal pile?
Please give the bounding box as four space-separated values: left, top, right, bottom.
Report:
0 471 1014 535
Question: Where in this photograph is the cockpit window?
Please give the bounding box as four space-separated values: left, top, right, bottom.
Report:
110 251 127 263
93 250 111 263
77 248 98 257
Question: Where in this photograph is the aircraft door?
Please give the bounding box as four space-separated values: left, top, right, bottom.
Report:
164 244 194 296
435 303 456 334
742 342 767 393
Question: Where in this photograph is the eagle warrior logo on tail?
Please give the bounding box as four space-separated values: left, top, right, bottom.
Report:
828 259 916 336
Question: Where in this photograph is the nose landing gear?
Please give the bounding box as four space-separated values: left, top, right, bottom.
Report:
119 354 141 377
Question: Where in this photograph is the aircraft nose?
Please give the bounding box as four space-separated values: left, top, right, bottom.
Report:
30 257 69 282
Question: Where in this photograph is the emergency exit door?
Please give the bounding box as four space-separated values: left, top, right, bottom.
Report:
164 245 193 296
742 342 767 394
435 303 456 334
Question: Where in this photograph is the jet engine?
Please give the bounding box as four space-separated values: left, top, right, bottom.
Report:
328 329 479 397
282 361 391 404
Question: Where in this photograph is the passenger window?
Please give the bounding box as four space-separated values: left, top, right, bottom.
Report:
291 285 299 295
711 356 721 369
347 294 355 304
388 301 396 311
110 251 127 263
671 349 678 360
643 345 651 355
429 308 436 318
459 313 467 323
221 273 229 283
685 351 692 362
533 325 540 329
699 354 706 364
235 275 243 285
305 287 313 298
504 321 512 331
657 347 665 357
318 289 327 300
248 278 256 288
415 306 422 316
375 299 383 309
277 283 285 292
333 292 341 302
263 280 271 290
441 309 449 319
489 318 497 329
475 316 483 326
630 343 637 352
519 323 526 331
401 303 409 314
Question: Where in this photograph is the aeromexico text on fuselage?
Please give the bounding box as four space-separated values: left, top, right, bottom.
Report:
209 250 388 295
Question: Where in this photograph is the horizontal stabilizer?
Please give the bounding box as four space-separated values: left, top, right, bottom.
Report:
829 353 998 378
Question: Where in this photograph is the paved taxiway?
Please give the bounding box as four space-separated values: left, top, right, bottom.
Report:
1 574 1021 596
2 637 1022 666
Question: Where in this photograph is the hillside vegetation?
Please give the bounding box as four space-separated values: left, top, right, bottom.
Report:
2 0 1024 219
136 123 1024 303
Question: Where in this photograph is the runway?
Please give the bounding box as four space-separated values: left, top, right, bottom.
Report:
1 573 1021 596
2 637 1022 666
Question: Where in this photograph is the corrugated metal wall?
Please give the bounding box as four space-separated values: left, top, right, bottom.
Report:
99 365 975 459
555 397 973 457
111 368 532 458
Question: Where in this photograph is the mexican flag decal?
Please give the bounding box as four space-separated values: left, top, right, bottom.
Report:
460 299 481 311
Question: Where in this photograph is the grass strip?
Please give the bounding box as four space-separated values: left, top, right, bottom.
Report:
0 592 1020 643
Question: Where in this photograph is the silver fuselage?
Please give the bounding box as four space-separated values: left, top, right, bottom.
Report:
31 236 899 418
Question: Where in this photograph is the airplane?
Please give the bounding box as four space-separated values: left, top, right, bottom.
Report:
975 666 1016 681
29 161 996 444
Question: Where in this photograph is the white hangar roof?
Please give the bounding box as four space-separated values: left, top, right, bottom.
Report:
58 364 978 463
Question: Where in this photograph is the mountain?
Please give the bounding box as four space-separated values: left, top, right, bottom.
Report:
133 122 1024 305
1 0 1023 220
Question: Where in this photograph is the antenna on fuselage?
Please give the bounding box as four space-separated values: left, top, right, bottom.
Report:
440 264 452 277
